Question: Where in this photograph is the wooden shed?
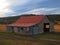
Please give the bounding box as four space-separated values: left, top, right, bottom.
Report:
0 24 7 32
7 15 54 35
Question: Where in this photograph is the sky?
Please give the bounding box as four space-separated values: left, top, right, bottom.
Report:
0 0 60 17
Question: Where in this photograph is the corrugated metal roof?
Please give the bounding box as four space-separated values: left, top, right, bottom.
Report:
8 15 45 27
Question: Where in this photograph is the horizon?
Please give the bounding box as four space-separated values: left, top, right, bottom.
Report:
0 14 60 18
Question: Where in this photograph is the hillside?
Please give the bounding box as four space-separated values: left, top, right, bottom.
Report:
0 16 20 24
0 14 35 24
0 14 60 24
47 14 60 23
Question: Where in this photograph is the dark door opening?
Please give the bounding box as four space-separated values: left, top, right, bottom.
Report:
44 23 50 32
11 27 14 32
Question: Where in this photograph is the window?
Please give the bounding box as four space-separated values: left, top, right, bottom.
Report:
21 27 24 30
46 25 50 28
44 23 50 32
44 23 50 28
17 27 20 32
11 27 14 32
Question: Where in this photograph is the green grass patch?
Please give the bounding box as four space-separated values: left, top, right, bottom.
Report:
0 32 60 45
33 32 60 40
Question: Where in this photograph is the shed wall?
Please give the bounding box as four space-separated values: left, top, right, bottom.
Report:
39 16 54 33
29 24 40 35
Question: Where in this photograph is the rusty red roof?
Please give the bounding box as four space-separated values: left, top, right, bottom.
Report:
8 15 45 27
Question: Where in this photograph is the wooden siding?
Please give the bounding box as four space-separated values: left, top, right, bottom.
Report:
39 16 54 33
8 27 30 34
39 16 50 33
29 24 39 35
7 25 40 35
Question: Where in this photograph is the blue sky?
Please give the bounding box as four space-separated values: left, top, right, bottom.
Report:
0 0 60 17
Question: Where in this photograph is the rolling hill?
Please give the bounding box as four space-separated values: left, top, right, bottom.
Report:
0 14 60 24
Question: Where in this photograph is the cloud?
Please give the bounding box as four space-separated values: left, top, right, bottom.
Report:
8 0 46 6
0 0 30 17
51 8 60 14
0 0 47 17
0 0 11 17
0 0 60 17
22 8 58 14
0 8 15 17
52 11 60 14
7 0 31 6
0 0 9 12
0 0 32 17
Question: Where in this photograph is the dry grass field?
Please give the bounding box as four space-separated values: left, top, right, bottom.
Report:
0 24 7 32
54 24 60 32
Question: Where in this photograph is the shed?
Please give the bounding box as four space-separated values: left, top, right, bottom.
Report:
7 15 54 35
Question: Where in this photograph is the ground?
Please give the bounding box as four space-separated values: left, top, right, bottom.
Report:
0 32 60 45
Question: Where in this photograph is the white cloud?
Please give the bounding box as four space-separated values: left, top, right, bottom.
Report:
0 0 15 17
22 8 58 14
0 0 48 17
0 0 9 16
7 0 31 6
54 12 60 14
51 8 60 14
0 0 31 17
0 8 15 17
8 0 46 6
0 0 10 12
0 0 60 17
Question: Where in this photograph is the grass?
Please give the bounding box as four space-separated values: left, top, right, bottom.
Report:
0 39 60 45
0 32 60 45
33 32 60 40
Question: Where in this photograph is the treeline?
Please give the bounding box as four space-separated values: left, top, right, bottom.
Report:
47 14 60 23
0 16 20 24
0 14 60 24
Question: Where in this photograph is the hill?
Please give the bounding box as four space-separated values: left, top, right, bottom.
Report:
0 16 20 24
47 14 60 23
0 14 60 24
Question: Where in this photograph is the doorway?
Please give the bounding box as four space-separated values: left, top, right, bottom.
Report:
44 23 50 32
11 27 14 32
